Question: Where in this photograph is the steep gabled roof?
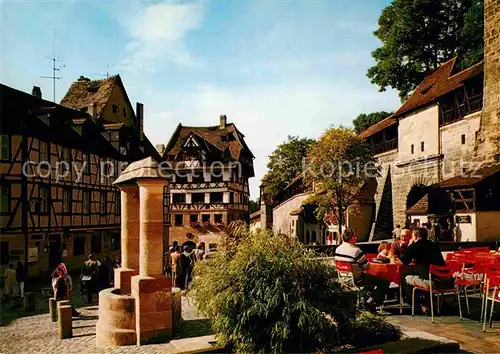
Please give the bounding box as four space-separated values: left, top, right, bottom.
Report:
359 58 483 140
60 75 136 124
436 164 500 189
393 58 483 119
164 122 254 162
406 195 428 215
358 117 397 139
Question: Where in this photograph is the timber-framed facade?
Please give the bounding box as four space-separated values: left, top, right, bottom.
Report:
162 115 254 246
0 77 160 277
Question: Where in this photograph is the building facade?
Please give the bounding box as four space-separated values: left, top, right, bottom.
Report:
162 115 254 246
0 76 160 277
362 0 500 241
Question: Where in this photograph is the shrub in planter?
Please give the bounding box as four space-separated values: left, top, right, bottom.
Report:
190 227 358 353
350 312 401 348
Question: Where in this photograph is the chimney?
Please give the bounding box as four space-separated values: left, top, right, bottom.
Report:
32 86 42 99
136 102 144 141
156 144 165 156
219 115 227 130
475 0 500 163
88 102 97 119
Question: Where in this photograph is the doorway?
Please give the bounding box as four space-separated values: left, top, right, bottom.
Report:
48 234 61 271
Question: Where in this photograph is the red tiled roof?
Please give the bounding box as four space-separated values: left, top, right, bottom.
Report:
61 76 118 118
358 117 397 139
406 195 428 215
359 58 483 139
164 123 254 161
393 58 483 119
437 164 500 189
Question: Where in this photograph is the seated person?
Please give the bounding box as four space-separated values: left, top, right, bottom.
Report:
400 227 453 314
377 241 391 259
389 241 405 264
335 228 390 312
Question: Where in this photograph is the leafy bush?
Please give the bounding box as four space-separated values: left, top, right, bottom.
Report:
350 312 401 347
190 225 400 353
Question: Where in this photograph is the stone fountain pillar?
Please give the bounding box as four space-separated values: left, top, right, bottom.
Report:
114 185 140 294
131 179 173 345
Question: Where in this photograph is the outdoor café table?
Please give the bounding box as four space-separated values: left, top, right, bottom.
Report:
365 262 416 314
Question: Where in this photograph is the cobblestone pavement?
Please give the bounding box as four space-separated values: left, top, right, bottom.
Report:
0 295 207 354
1 291 498 353
385 296 500 354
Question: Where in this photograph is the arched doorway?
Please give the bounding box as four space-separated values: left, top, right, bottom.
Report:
406 184 428 210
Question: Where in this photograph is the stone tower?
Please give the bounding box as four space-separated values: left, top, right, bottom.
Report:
475 0 500 163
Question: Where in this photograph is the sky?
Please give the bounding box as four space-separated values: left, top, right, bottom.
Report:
1 0 401 199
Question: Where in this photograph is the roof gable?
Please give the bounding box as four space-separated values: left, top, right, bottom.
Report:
164 122 253 162
60 75 136 125
393 58 483 119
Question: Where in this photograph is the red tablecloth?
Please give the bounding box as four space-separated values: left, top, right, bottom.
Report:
365 262 401 284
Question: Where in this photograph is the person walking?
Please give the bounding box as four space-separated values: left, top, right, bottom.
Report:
51 263 80 317
178 246 193 290
171 246 181 287
3 264 17 300
392 224 402 240
16 261 25 298
81 254 98 304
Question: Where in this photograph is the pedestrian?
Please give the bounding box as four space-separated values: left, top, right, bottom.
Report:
171 246 181 287
178 246 193 290
16 261 25 298
164 246 174 276
193 242 205 261
97 257 110 291
51 263 80 317
3 264 17 300
392 224 402 240
81 254 98 304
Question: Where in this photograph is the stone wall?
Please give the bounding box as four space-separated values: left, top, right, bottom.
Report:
475 0 500 163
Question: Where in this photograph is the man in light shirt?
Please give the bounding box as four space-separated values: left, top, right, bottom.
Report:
335 228 390 312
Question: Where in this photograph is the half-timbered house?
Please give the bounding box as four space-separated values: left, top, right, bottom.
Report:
162 115 254 246
0 78 160 277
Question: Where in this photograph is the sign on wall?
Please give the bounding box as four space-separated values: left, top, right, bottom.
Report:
28 248 38 263
456 215 472 224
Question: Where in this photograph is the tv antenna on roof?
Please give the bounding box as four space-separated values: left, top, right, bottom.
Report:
93 64 112 79
41 56 65 103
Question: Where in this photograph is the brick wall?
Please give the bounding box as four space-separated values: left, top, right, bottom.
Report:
475 0 500 163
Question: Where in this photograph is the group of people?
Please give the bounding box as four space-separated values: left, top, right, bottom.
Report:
392 219 456 243
335 226 449 314
2 261 25 300
79 254 119 304
164 241 206 290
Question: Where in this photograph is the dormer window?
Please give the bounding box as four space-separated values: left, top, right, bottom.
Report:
221 133 234 142
123 108 127 117
112 104 118 113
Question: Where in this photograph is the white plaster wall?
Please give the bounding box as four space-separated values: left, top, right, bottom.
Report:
272 193 310 236
440 112 481 179
409 215 427 227
398 105 439 162
455 212 477 242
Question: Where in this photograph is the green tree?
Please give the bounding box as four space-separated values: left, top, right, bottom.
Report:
353 111 393 134
261 136 315 203
304 127 377 236
368 0 484 100
249 199 260 213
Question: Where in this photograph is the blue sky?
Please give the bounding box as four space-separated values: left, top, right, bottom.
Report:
1 0 400 199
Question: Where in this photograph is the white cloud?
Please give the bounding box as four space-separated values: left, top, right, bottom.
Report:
119 1 204 75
